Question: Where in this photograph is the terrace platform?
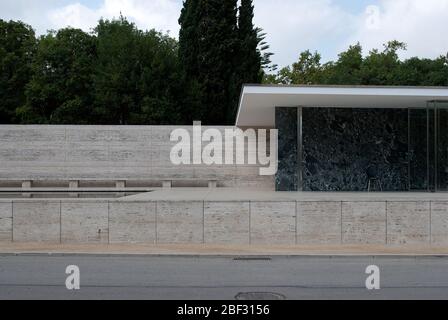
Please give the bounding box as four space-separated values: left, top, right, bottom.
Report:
2 188 446 248
1 242 448 256
121 188 448 202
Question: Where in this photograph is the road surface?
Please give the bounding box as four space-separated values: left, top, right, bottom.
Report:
0 254 447 300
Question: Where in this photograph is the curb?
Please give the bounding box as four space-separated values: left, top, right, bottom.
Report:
2 252 448 258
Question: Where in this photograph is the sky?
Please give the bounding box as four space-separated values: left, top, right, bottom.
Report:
1 0 448 68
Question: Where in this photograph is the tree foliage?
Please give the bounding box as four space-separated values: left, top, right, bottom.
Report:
265 41 448 87
0 20 36 124
18 28 96 124
2 2 269 126
1 10 448 126
179 0 266 124
8 17 195 125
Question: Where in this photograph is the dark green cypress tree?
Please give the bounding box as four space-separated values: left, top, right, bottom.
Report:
238 0 262 84
179 0 199 78
178 0 203 123
224 0 263 123
179 0 240 125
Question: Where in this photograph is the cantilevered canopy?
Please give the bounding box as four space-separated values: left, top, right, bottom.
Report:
236 85 448 127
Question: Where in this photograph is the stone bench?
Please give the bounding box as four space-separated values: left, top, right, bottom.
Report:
8 179 220 197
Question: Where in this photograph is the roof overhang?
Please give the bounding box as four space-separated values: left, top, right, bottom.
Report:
236 85 448 127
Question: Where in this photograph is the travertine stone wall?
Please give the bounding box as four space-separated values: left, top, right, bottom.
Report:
297 202 342 244
386 202 430 245
61 202 109 244
109 202 156 244
431 202 448 245
250 202 296 245
1 199 447 246
204 202 250 245
13 201 61 242
0 201 12 241
342 202 387 244
0 126 274 189
157 201 203 244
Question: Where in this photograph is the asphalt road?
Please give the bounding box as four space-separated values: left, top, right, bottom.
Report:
1 254 448 300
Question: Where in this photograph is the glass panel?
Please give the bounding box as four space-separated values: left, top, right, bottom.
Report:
436 102 448 191
275 107 299 191
428 102 436 192
409 108 428 190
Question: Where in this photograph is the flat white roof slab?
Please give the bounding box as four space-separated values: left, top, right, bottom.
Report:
236 85 448 127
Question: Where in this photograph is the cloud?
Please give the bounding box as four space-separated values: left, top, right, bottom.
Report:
347 0 448 59
49 0 182 36
253 0 357 67
253 0 448 68
49 3 100 32
0 0 62 33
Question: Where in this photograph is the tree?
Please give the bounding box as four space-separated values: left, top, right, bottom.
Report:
394 56 448 86
180 0 261 125
323 43 363 85
4 11 448 126
257 27 277 74
177 0 204 123
276 50 323 85
264 40 447 88
360 40 406 85
231 0 261 123
19 28 96 124
94 16 195 125
93 17 140 125
0 20 36 124
179 0 200 79
237 0 262 84
230 0 267 123
132 30 192 125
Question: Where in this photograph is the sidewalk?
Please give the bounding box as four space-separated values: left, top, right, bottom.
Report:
1 243 448 256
